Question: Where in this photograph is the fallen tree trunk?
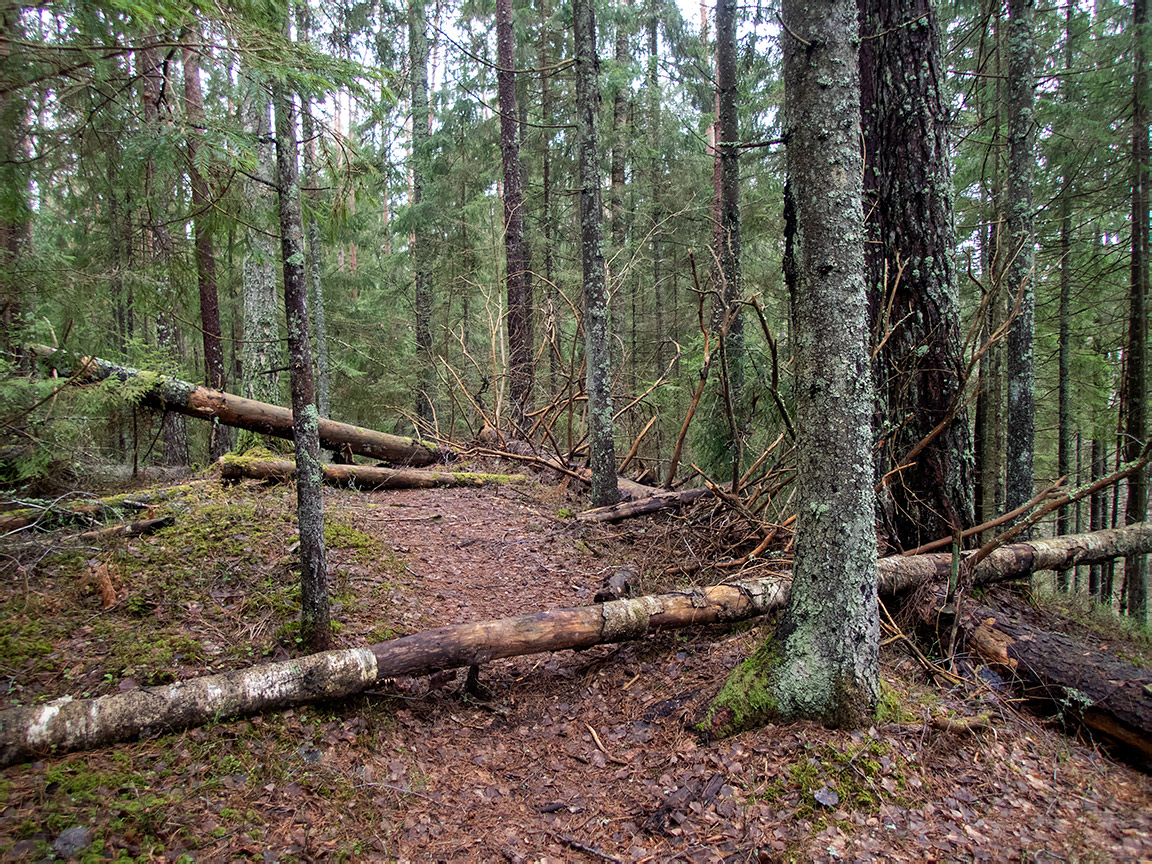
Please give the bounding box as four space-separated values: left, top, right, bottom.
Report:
920 597 1152 763
34 346 442 467
578 486 713 523
76 515 175 542
2 523 1149 767
218 455 528 490
0 483 205 534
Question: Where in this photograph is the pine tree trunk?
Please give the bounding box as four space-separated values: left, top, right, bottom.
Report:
1003 0 1037 517
497 0 532 435
575 0 620 508
139 36 188 467
859 0 973 553
271 42 330 652
708 0 878 734
1125 0 1149 622
409 0 435 427
297 4 331 427
182 28 230 460
715 0 743 484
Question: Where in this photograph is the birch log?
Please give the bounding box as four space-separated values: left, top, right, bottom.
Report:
2 523 1149 767
218 455 528 489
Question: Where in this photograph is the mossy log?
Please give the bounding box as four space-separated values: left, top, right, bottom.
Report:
918 596 1152 763
218 454 528 489
75 515 175 542
1 523 1149 767
33 346 442 467
0 483 205 534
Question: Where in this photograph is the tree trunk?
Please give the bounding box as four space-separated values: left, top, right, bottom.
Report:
34 348 443 466
182 28 230 460
239 81 282 417
708 0 879 734
575 0 620 508
4 524 1149 769
1126 0 1149 623
1054 0 1076 586
859 0 974 553
497 0 532 435
296 4 331 427
138 36 189 467
271 42 329 651
219 455 527 489
409 0 435 427
713 0 743 483
1003 0 1037 517
916 596 1152 762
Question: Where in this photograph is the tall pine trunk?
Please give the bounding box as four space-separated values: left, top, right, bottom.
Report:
182 27 230 460
497 0 532 434
575 0 619 507
140 36 188 466
859 0 973 553
1003 0 1037 517
409 0 435 427
715 0 743 485
1125 0 1149 622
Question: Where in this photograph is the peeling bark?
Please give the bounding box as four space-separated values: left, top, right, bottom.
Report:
33 347 442 466
2 524 1148 767
219 455 527 489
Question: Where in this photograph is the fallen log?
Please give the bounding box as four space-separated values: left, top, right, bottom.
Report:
578 486 713 523
33 346 442 467
0 483 205 534
2 523 1149 767
76 515 175 542
218 455 528 490
921 597 1152 763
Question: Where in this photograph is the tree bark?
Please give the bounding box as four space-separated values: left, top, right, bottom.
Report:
409 0 435 427
272 42 329 651
182 27 230 460
1126 0 1149 622
239 79 282 416
917 596 1152 762
575 0 620 508
709 0 879 733
497 0 532 435
859 0 973 553
1003 0 1037 517
296 3 331 427
34 347 442 466
713 0 743 482
219 455 527 489
3 523 1149 769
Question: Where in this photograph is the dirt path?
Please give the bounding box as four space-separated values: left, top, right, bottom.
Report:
1 479 1150 862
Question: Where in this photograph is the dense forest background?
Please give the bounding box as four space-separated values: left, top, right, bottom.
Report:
0 0 1147 622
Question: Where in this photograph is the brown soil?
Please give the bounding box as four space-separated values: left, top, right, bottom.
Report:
1 474 1150 862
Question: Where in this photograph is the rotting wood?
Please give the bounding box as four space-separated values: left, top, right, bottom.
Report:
578 486 713 523
76 515 175 542
218 455 529 490
918 597 1152 762
33 346 442 467
0 483 205 534
1 523 1149 767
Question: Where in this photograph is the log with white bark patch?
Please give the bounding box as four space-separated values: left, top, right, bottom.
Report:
1 523 1149 766
578 486 713 523
218 455 527 489
33 346 442 466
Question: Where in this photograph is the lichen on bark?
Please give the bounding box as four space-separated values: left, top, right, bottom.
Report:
706 0 879 734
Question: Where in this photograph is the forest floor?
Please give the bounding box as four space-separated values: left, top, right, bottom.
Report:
1 463 1151 863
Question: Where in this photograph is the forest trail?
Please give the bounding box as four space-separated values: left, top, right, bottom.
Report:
1 478 1151 861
